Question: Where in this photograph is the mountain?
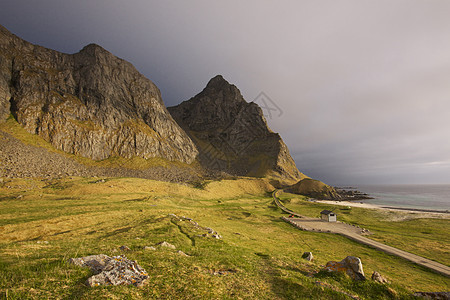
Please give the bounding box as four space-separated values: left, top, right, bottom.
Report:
0 25 197 163
168 75 305 183
0 25 306 185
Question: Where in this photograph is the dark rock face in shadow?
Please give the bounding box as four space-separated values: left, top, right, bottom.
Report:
168 75 304 183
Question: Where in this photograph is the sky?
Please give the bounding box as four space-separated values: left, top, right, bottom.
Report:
2 0 450 185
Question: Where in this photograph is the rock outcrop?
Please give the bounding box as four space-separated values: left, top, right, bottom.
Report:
69 254 148 287
168 75 304 182
0 25 197 163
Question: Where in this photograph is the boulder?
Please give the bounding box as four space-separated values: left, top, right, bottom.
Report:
302 252 314 261
325 256 365 280
371 271 388 283
69 254 148 287
119 245 131 251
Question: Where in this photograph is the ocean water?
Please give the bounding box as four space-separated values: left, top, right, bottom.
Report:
355 184 450 212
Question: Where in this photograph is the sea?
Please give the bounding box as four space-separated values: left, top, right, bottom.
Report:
352 184 450 212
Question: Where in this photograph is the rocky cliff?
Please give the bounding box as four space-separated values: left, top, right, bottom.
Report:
0 25 197 163
168 75 304 182
0 25 306 183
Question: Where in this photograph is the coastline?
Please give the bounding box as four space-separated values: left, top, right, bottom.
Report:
313 200 450 218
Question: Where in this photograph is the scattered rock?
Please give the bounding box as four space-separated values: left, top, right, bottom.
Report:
360 228 371 234
69 254 148 287
0 131 199 182
177 250 189 257
143 246 156 251
157 241 176 249
119 245 131 251
371 271 388 283
36 241 49 244
168 214 222 239
302 252 314 261
325 256 365 280
210 269 237 276
413 292 450 299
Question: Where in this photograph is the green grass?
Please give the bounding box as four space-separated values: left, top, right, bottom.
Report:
0 177 448 299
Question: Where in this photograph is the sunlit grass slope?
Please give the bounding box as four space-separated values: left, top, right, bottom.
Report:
0 177 449 299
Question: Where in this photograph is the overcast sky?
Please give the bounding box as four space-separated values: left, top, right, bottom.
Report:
2 0 450 185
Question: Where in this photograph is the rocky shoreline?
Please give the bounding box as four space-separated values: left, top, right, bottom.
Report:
334 187 374 200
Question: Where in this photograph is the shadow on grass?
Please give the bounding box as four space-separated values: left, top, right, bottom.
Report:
63 276 91 300
255 255 347 299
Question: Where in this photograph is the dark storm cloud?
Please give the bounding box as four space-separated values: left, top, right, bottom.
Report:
2 0 450 184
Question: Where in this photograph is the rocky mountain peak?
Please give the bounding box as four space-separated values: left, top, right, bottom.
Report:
198 74 245 105
206 75 234 90
168 76 304 183
79 43 110 55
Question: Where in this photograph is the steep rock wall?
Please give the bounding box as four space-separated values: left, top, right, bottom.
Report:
169 75 304 182
0 25 197 163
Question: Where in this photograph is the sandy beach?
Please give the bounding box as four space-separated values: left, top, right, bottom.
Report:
313 200 450 220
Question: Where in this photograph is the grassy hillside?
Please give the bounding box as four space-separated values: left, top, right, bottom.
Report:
1 177 448 299
288 178 339 199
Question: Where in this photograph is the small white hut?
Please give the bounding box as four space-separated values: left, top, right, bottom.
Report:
320 210 337 222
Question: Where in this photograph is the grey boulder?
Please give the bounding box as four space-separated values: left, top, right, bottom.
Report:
69 254 148 287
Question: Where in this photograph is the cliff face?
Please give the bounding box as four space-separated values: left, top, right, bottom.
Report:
168 75 304 182
0 25 306 183
0 25 197 163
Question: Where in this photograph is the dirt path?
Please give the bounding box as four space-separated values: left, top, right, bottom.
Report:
273 190 450 277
